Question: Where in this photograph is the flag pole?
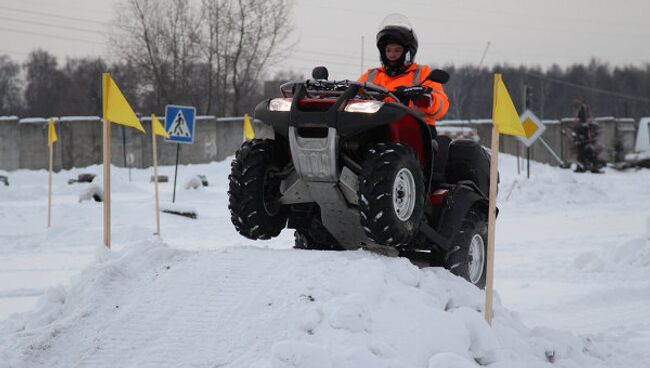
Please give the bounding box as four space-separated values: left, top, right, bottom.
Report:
103 117 111 248
101 71 144 248
47 135 54 228
484 123 499 325
484 74 501 325
152 126 161 236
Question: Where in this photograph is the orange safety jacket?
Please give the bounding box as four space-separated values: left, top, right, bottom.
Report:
358 63 449 125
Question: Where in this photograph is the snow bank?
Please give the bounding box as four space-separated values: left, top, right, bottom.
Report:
500 166 607 206
0 241 608 368
18 117 48 124
59 116 101 122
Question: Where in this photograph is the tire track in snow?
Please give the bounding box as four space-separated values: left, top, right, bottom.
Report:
72 248 296 368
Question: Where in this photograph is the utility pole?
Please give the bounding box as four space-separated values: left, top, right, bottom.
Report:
360 36 365 74
522 84 532 178
539 79 546 120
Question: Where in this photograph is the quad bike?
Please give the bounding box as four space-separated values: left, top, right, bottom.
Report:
228 67 494 288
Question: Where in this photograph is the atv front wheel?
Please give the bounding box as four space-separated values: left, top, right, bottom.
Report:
228 139 288 239
445 209 488 288
359 143 424 247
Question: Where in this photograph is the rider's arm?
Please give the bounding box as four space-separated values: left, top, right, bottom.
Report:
418 66 449 120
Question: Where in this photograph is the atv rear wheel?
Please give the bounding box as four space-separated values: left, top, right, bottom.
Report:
293 206 343 251
228 139 288 240
445 209 488 288
359 143 424 247
294 226 342 251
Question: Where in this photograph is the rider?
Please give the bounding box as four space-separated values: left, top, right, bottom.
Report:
358 15 449 127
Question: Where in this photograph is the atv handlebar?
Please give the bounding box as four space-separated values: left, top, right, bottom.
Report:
280 79 404 106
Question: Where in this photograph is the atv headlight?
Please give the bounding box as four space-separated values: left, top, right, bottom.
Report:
269 98 292 111
344 101 384 113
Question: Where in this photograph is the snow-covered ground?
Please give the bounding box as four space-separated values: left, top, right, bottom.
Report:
0 154 649 367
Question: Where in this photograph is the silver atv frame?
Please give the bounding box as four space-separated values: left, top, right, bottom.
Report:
279 126 377 250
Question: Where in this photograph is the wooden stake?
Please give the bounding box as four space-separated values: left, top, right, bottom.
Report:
47 141 54 228
152 128 161 236
484 123 500 325
103 118 111 248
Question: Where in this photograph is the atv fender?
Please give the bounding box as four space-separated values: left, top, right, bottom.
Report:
435 182 494 252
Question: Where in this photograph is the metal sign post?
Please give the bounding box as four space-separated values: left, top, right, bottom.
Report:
164 105 196 203
172 144 180 203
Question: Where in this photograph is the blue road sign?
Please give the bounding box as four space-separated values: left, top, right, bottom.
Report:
164 105 196 144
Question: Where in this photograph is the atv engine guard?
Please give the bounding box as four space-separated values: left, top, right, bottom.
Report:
289 126 339 182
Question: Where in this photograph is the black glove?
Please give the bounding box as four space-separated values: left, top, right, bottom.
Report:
394 85 431 104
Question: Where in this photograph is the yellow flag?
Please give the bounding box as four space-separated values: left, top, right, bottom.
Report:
151 114 170 138
492 74 526 137
48 118 58 147
102 73 145 133
243 114 255 141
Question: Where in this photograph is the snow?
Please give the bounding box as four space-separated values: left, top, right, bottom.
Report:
625 151 650 162
183 175 204 190
18 117 48 124
435 126 480 142
634 117 650 153
1 154 650 367
59 116 101 122
78 184 103 202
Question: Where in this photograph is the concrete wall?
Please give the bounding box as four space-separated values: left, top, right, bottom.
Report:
0 117 21 170
0 114 636 171
0 116 272 172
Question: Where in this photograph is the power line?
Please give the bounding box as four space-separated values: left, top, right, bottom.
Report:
1 0 105 17
305 4 649 39
294 48 361 61
0 48 29 56
525 72 650 104
0 16 104 35
488 42 650 103
0 27 105 45
290 55 360 68
0 5 108 26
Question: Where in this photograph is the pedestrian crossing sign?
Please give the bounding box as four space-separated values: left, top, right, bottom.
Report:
164 105 196 144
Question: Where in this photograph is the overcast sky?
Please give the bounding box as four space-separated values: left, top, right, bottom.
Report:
1 0 649 80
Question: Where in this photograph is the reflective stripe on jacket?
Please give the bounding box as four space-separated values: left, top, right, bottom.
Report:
358 63 449 125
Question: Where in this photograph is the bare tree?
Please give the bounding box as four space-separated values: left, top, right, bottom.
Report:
228 0 293 115
201 0 235 115
0 55 23 115
60 57 108 115
199 0 293 115
111 0 293 116
23 50 68 117
110 0 202 112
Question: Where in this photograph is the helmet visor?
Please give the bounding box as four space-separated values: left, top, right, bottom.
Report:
378 13 413 31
